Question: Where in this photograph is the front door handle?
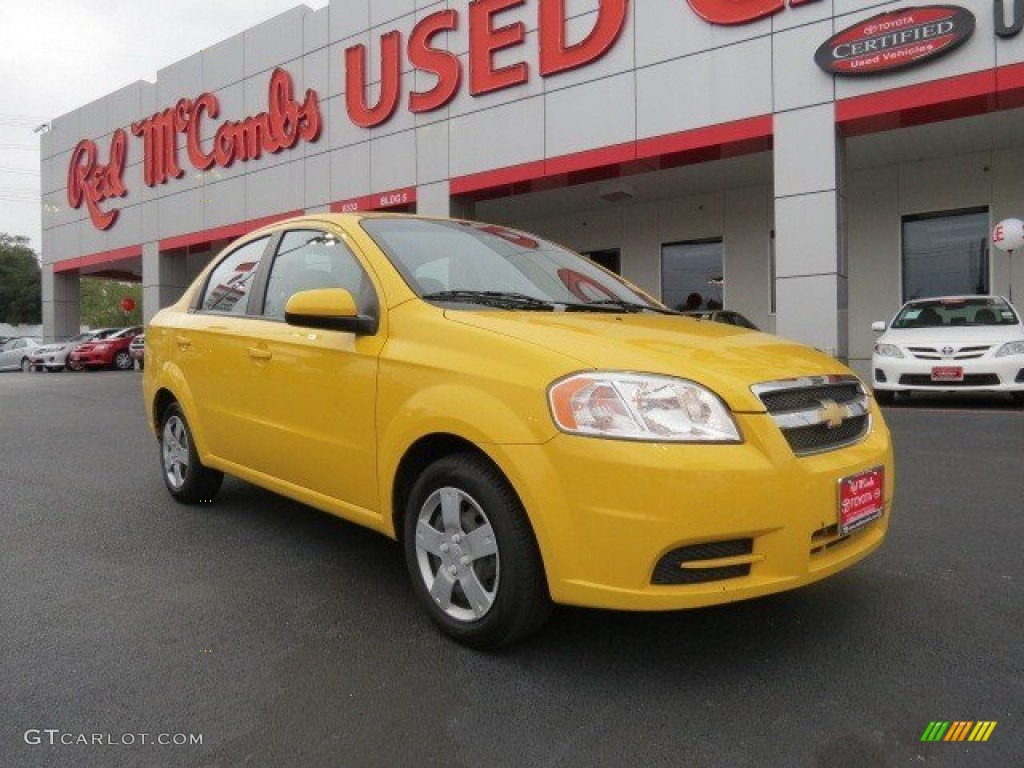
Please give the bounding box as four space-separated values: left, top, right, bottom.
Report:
175 335 191 348
248 347 272 361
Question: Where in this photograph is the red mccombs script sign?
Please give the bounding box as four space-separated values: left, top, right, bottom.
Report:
67 68 320 230
815 5 976 75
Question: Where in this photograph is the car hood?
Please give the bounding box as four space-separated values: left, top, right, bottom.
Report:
879 325 1024 346
445 311 850 412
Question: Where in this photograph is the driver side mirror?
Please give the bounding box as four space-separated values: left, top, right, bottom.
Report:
871 321 887 332
285 288 378 335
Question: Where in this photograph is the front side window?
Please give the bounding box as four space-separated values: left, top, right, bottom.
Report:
361 218 659 311
902 209 989 301
200 236 270 315
661 240 724 311
262 230 372 320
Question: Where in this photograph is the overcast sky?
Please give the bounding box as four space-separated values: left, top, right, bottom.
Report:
0 0 327 255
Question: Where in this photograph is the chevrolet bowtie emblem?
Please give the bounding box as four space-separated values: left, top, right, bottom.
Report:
817 399 845 429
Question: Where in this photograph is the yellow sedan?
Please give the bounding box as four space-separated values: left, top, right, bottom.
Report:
143 214 893 648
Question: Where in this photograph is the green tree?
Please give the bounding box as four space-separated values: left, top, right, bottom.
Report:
0 233 41 324
80 278 143 327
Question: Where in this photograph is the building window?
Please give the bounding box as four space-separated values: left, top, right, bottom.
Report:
661 240 723 311
902 209 989 301
583 249 621 275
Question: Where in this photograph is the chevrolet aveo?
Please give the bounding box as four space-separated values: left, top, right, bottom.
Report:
144 214 893 648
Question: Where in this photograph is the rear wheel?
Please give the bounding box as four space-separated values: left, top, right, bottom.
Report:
114 350 133 371
160 402 223 504
20 358 31 373
403 453 551 649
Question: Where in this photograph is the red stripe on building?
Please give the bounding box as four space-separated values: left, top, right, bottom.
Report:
837 63 1024 136
159 210 303 252
52 244 143 273
450 115 774 199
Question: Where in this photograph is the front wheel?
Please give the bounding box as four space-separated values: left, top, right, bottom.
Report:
114 350 133 371
404 453 551 649
160 402 223 504
20 358 31 373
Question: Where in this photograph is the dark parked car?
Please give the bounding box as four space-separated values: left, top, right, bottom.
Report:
680 309 759 330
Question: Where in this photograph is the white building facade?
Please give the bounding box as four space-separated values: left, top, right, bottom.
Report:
40 0 1024 376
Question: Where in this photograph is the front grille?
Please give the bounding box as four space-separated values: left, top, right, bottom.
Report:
781 414 869 455
757 382 861 413
898 374 1000 387
809 523 872 556
908 345 992 360
752 376 871 457
651 539 753 585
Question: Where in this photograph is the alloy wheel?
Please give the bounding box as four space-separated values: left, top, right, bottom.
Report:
162 415 190 491
414 487 499 622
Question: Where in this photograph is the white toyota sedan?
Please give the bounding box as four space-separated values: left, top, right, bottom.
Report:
871 296 1024 405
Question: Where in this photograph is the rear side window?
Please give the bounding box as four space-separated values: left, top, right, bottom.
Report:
262 229 371 320
200 237 270 315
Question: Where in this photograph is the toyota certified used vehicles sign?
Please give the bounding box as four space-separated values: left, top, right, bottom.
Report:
815 5 975 75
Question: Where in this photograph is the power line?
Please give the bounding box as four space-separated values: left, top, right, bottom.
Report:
0 167 40 176
0 145 38 150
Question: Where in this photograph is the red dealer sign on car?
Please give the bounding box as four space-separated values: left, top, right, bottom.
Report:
815 5 976 75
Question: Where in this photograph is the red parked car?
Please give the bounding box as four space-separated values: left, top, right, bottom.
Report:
68 326 143 371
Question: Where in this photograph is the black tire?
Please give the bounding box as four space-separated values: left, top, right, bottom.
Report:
159 402 223 504
403 453 551 650
113 350 133 371
46 366 62 373
67 357 84 372
874 390 895 406
1011 392 1024 407
20 358 31 373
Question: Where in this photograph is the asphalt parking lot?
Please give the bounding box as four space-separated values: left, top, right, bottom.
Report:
1 372 1022 768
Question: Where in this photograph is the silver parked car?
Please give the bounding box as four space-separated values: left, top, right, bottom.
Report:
29 331 110 372
0 338 43 372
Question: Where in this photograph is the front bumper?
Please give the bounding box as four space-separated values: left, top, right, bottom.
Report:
490 406 893 611
69 351 114 367
30 352 68 369
872 353 1024 392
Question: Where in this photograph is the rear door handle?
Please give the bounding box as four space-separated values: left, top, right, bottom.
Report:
248 347 272 361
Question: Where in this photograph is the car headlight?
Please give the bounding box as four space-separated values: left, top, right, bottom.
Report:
548 372 741 443
874 343 904 359
995 340 1024 357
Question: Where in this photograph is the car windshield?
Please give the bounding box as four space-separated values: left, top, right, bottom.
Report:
361 217 665 313
891 297 1019 329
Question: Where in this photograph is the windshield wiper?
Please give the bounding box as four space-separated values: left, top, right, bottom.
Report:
421 290 556 310
580 299 680 315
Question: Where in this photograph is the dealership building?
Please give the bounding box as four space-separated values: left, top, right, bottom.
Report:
40 0 1024 376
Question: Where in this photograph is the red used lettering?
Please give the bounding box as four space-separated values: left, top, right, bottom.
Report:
539 0 629 77
408 10 462 113
346 31 402 128
686 0 820 26
469 0 529 95
66 130 128 230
